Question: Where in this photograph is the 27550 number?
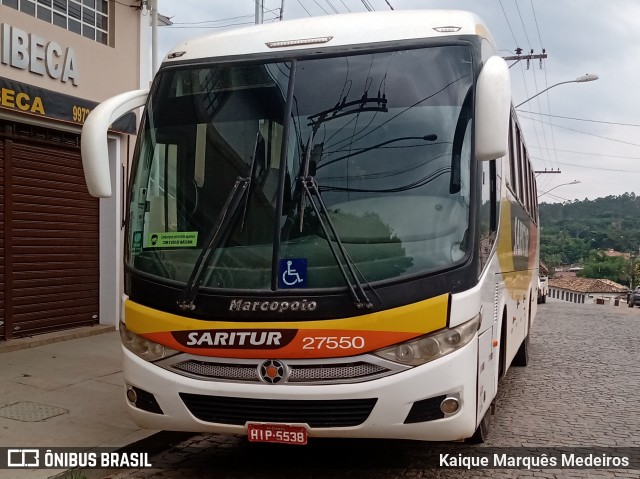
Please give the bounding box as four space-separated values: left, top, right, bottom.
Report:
302 336 365 350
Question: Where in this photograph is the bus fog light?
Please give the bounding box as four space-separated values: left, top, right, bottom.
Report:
126 387 137 403
440 397 460 414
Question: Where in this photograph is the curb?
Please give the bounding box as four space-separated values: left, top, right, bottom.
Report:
0 325 116 354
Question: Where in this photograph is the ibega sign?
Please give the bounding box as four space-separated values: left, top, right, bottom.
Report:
1 23 79 86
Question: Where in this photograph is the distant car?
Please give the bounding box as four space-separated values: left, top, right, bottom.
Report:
628 287 640 307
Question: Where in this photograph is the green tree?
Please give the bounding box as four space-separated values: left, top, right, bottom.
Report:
539 193 640 270
578 251 627 283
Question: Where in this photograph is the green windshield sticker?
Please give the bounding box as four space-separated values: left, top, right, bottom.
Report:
147 232 199 248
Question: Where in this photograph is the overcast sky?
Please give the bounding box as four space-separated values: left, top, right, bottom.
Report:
156 0 640 204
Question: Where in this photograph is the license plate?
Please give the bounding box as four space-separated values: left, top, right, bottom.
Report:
247 423 308 445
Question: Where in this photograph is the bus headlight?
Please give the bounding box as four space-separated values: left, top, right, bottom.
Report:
119 321 179 362
373 314 480 366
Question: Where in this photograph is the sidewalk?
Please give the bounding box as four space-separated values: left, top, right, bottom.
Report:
0 326 158 479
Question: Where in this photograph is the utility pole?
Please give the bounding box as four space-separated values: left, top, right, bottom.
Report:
149 0 158 75
255 0 264 24
503 49 547 69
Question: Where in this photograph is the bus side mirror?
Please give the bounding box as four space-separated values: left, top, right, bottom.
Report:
81 89 149 197
475 56 510 161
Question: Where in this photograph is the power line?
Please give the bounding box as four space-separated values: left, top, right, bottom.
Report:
529 0 560 173
311 0 330 14
384 0 394 10
324 0 339 13
518 110 640 128
337 0 351 12
530 0 544 48
513 0 560 189
527 1 558 181
542 192 572 202
515 0 532 49
166 5 280 27
519 0 556 177
170 14 254 25
498 0 519 46
499 0 555 188
520 114 640 148
361 0 373 12
531 157 640 173
296 0 312 16
167 21 256 29
527 146 640 160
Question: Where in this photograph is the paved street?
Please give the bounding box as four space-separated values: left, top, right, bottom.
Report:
97 301 640 479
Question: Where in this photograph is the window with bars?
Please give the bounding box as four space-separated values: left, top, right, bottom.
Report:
2 0 109 45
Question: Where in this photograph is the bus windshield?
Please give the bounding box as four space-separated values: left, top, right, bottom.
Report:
127 45 474 292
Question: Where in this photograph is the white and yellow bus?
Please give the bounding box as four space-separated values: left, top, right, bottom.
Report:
82 10 539 444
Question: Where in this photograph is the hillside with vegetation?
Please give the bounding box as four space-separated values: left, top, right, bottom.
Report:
538 193 640 286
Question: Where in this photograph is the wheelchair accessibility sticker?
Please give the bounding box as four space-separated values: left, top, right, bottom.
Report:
278 258 307 288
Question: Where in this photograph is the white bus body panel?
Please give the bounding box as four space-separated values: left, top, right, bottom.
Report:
164 10 496 63
123 341 478 441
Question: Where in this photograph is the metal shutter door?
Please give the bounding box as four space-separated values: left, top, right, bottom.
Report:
9 139 99 337
0 138 4 340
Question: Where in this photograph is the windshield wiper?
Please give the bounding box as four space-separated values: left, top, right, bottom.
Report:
178 131 267 311
178 176 250 312
296 133 378 310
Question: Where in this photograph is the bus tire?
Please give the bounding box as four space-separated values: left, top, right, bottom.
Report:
512 334 529 366
513 295 532 367
467 407 492 444
498 308 508 379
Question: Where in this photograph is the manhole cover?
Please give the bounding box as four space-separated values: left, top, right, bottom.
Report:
0 401 68 422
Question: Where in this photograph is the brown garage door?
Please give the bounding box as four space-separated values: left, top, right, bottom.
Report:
1 121 99 340
0 135 4 340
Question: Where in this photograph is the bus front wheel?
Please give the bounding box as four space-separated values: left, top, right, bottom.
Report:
512 334 530 367
467 405 492 444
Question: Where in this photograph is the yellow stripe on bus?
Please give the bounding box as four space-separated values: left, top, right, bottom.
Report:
125 294 449 336
497 199 536 298
126 295 449 358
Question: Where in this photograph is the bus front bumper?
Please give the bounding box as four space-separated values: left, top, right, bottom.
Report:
121 341 479 442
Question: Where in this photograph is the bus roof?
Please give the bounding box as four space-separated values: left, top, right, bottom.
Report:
163 10 495 64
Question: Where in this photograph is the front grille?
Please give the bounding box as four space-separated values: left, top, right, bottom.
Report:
288 363 386 382
173 361 260 382
162 355 405 385
179 394 377 427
